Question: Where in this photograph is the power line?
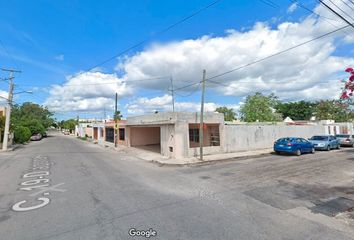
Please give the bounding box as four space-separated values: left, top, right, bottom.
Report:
327 0 354 21
81 0 222 73
206 23 352 81
169 22 352 93
291 0 340 22
340 0 354 12
318 0 354 28
292 0 354 38
258 0 278 8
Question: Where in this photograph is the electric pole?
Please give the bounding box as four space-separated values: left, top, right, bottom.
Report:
1 68 21 151
170 76 175 112
199 69 206 161
114 92 118 148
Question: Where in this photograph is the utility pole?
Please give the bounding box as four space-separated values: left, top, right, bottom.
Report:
170 76 175 112
1 68 21 151
114 92 118 148
199 69 206 161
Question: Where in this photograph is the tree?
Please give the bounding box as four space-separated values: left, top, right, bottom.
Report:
22 119 46 135
215 106 237 121
314 100 351 122
113 110 122 120
275 101 316 120
240 92 282 122
11 102 55 131
14 126 31 143
61 119 77 132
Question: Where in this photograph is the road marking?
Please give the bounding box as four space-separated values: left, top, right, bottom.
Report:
29 183 67 197
12 198 50 212
12 155 67 213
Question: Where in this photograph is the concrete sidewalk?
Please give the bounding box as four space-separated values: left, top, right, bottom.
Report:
76 136 273 166
116 144 272 166
153 148 273 166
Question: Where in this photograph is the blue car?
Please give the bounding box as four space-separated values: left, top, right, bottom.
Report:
274 137 315 156
309 135 340 151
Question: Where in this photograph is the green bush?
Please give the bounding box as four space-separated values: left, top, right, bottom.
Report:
22 119 46 135
14 126 31 143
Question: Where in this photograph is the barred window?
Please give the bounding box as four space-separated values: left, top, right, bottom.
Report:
189 129 199 143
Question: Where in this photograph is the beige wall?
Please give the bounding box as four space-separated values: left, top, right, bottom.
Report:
85 127 93 138
130 127 160 146
224 124 325 152
160 125 175 158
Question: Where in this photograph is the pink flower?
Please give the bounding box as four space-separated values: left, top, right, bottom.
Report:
341 92 349 99
345 67 354 73
350 75 354 82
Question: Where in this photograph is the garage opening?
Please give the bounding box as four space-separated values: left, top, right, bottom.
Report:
130 127 161 153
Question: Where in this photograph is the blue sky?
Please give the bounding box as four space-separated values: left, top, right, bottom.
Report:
0 0 353 120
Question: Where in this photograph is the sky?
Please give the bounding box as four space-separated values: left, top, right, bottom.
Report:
0 0 354 120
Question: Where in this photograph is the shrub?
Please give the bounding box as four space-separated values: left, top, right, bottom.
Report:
22 119 46 135
14 126 31 143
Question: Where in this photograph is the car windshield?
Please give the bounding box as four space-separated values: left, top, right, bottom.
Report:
310 136 328 141
336 134 350 138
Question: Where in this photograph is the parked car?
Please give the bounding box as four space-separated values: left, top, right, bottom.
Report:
336 134 354 147
274 137 315 156
62 130 70 135
42 132 48 138
30 133 42 141
308 135 340 151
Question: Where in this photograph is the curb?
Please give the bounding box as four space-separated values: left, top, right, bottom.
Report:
151 151 272 167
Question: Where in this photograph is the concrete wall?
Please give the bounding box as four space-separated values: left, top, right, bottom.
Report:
130 127 160 146
160 125 175 158
224 124 325 152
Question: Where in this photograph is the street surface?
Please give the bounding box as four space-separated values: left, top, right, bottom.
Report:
0 131 353 240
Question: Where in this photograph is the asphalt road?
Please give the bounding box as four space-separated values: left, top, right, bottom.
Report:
0 132 353 240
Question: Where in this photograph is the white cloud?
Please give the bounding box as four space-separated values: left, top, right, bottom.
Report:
287 3 298 13
0 90 8 105
45 1 354 114
113 2 354 102
55 54 64 61
44 71 133 112
125 94 240 115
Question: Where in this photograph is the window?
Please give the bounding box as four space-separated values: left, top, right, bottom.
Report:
119 128 125 141
189 129 199 143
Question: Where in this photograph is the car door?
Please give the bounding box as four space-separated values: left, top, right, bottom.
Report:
301 138 311 152
329 136 336 148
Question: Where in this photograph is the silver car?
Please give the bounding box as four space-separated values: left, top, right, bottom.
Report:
336 134 354 147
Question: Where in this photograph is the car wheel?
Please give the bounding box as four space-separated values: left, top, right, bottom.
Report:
311 148 315 154
326 145 330 151
295 149 301 156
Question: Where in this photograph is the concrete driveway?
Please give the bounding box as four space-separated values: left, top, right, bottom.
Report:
0 132 353 240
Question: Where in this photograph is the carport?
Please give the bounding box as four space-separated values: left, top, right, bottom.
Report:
129 126 161 153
